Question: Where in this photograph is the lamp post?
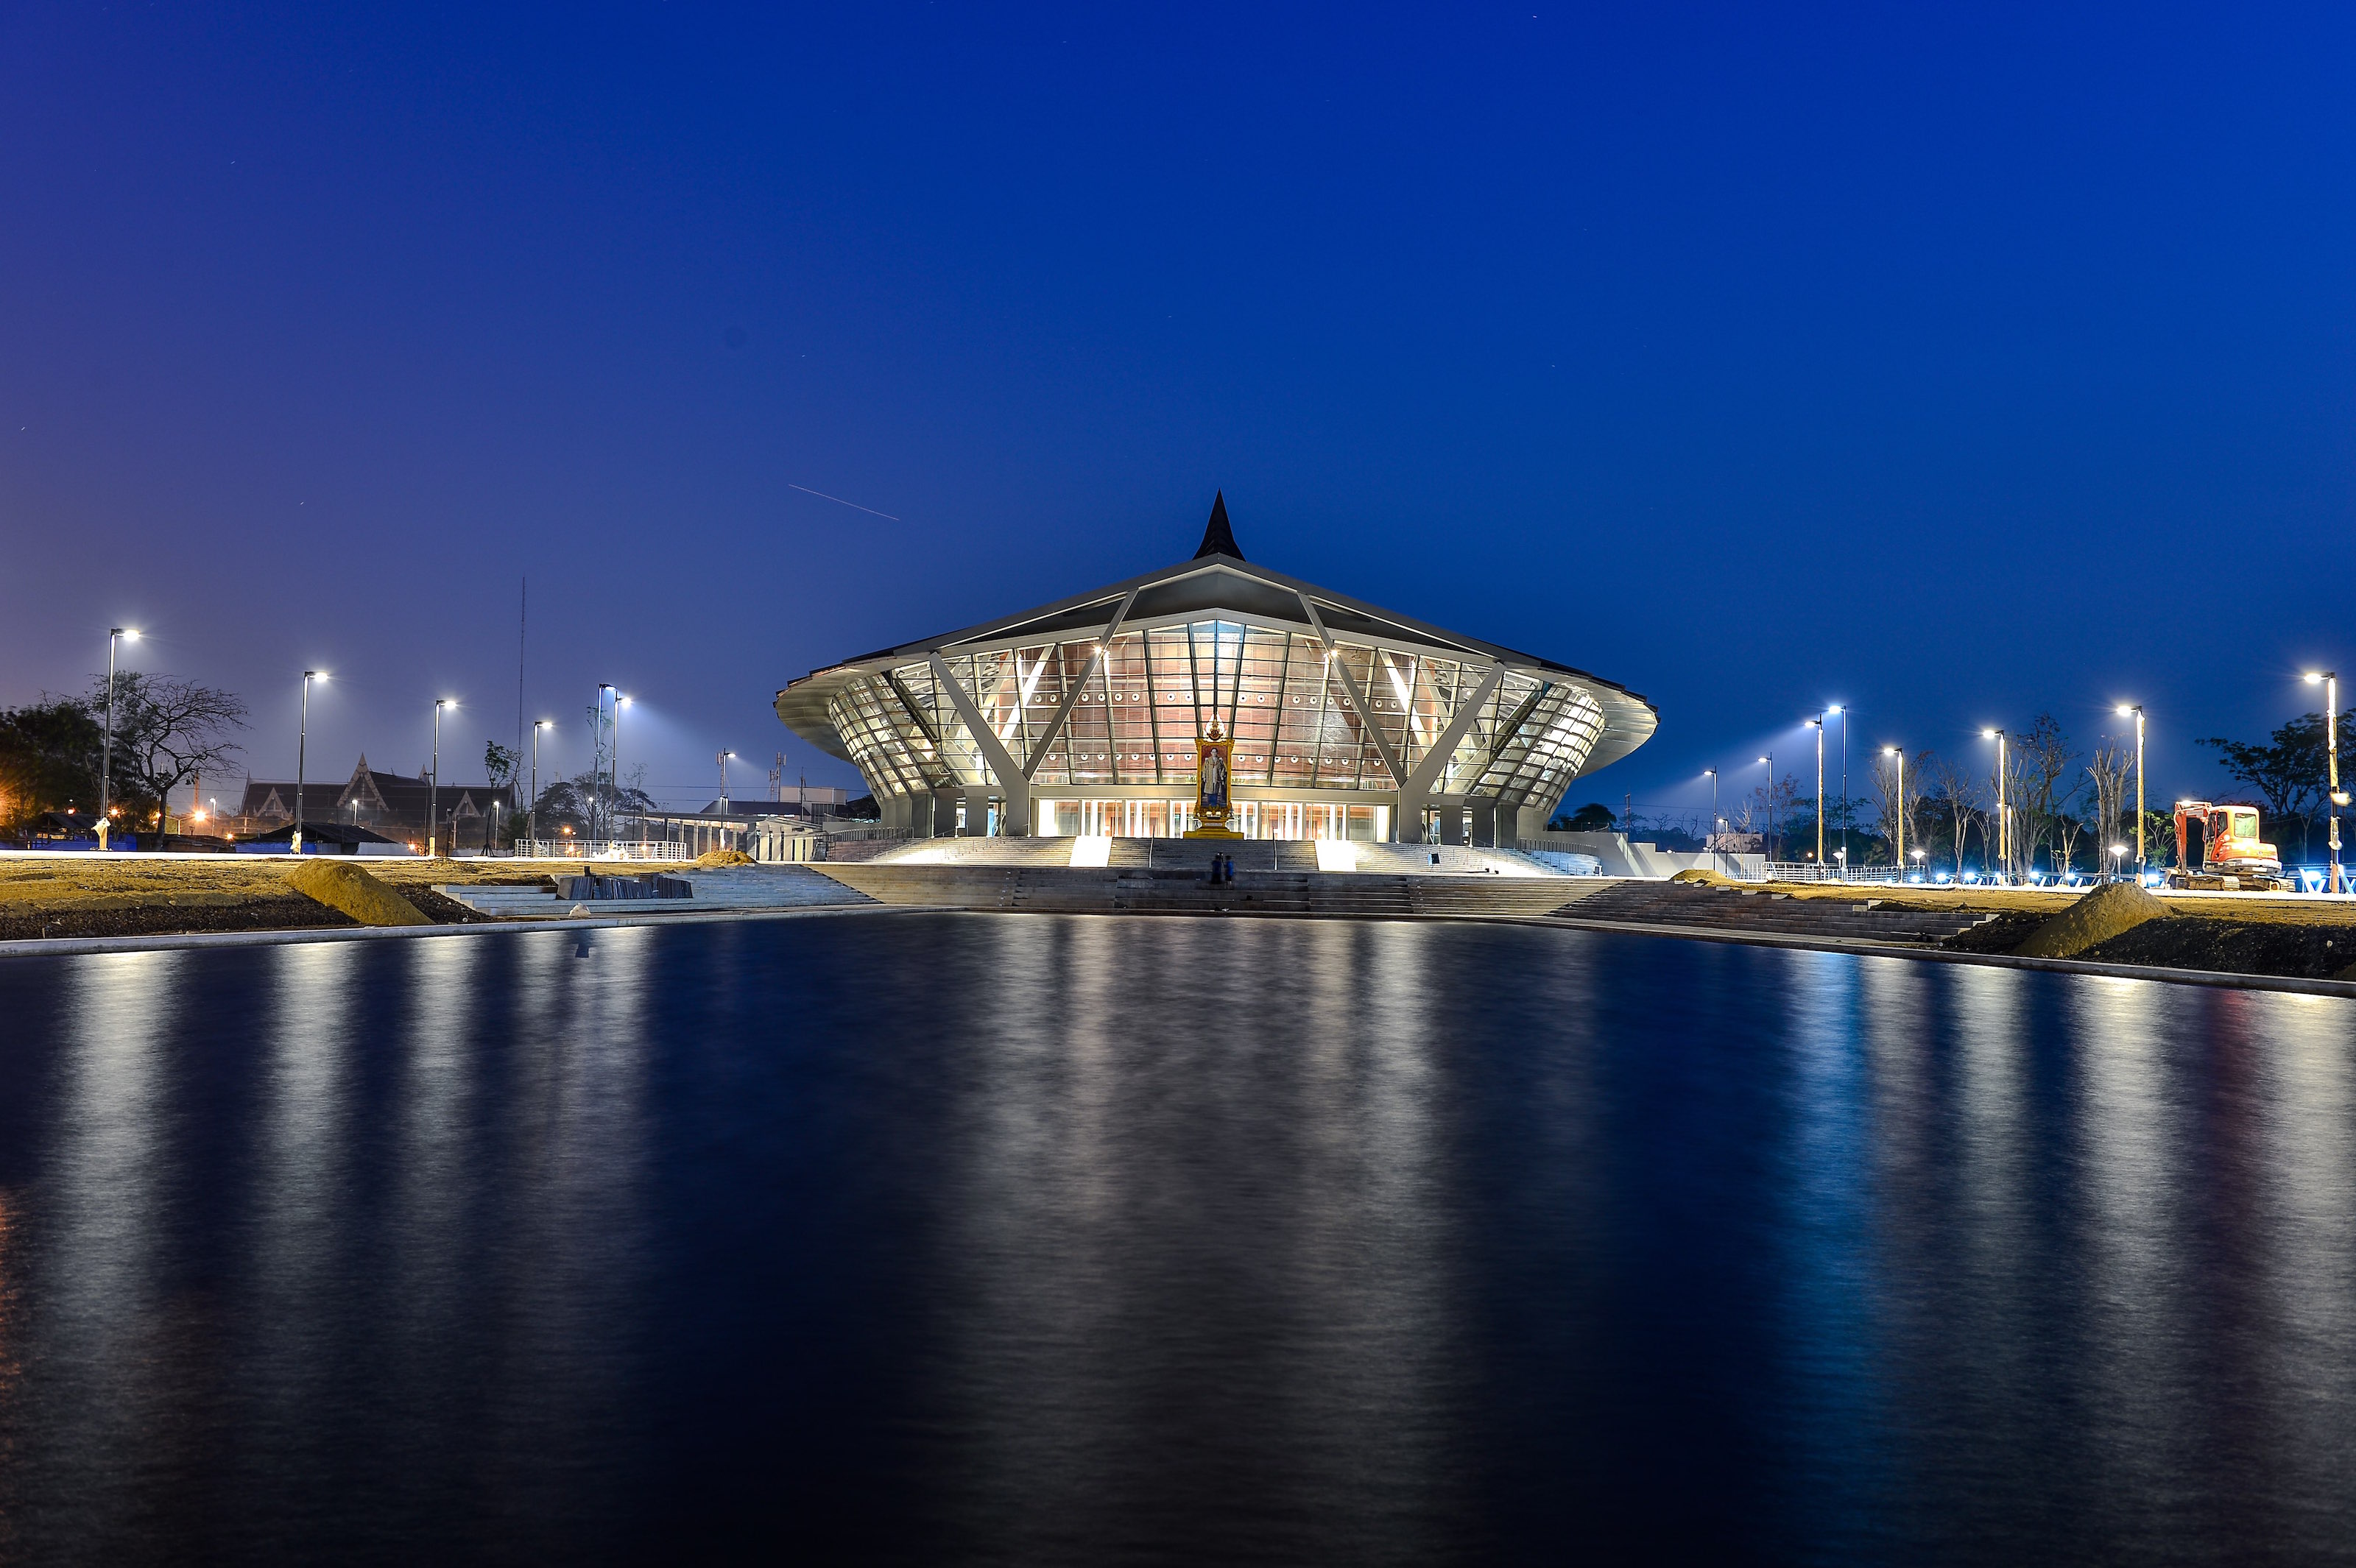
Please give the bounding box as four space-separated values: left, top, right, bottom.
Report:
1808 717 1826 868
99 627 139 844
2114 704 2145 879
720 750 736 814
295 671 324 855
1982 728 2009 883
1703 768 1718 872
1830 704 1847 869
593 685 614 841
1757 754 1774 859
430 699 454 858
2305 673 2343 894
613 693 629 847
531 719 550 847
1883 746 1904 877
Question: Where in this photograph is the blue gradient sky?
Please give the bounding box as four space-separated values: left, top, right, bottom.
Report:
3 4 2350 816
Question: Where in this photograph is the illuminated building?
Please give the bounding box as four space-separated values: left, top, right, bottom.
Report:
774 496 1657 844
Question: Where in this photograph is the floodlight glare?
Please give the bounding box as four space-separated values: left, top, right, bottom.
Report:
2307 673 2325 685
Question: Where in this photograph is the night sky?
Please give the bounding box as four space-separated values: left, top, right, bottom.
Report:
4 4 2350 818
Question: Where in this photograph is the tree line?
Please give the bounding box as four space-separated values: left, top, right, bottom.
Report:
1556 704 2354 875
0 677 247 838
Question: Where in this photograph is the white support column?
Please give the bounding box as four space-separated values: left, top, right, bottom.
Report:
1395 663 1503 844
1294 593 1407 833
931 651 1032 836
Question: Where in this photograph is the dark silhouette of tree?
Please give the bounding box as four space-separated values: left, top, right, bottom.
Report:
2198 708 2351 862
88 673 246 833
0 699 104 832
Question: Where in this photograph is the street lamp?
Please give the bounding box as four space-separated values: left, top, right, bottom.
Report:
1829 704 1847 869
531 719 551 847
1701 769 1717 862
295 671 325 855
99 627 139 846
1983 728 2009 883
1807 717 1826 871
2305 674 2344 893
613 693 630 847
2115 704 2145 880
431 699 454 857
1757 755 1774 859
719 750 737 815
1883 746 1905 877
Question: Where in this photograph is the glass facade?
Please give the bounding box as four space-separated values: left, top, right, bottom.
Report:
822 615 1611 838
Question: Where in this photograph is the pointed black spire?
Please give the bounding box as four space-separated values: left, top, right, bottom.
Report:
1193 490 1244 560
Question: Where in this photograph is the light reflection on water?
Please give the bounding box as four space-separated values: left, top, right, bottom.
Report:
0 917 2351 1564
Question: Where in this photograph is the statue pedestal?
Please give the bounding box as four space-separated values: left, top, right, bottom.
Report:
1183 826 1244 839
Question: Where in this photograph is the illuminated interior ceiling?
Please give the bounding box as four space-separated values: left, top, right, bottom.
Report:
775 495 1657 818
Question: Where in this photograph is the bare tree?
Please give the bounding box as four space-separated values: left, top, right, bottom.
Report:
1989 746 2038 881
88 672 247 833
2087 744 2131 877
1931 755 1981 878
2014 713 2079 876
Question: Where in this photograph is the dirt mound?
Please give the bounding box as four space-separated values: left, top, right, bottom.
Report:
694 847 755 867
287 858 434 927
2013 880 2168 958
1670 868 1735 886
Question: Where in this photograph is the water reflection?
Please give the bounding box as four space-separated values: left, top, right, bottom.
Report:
935 918 1459 1563
0 920 2352 1564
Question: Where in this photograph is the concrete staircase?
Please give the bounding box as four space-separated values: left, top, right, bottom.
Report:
812 861 1593 919
1552 880 2001 947
436 866 875 919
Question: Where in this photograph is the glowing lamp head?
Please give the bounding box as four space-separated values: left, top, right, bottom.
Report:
1982 729 1997 739
119 628 139 642
2306 673 2325 685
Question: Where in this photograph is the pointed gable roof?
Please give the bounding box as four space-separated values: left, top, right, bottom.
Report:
1193 491 1243 560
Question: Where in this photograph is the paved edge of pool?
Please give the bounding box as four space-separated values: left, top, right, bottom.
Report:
4 902 2352 1000
1515 914 2356 1000
0 902 942 961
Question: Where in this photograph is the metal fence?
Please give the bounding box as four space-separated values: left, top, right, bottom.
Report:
1761 861 1905 884
517 839 694 861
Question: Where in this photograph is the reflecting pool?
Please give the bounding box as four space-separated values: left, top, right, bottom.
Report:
1 914 2352 1564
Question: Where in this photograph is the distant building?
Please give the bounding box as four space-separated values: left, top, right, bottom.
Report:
228 755 507 849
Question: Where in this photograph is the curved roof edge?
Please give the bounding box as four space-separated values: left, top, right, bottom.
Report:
776 509 1658 773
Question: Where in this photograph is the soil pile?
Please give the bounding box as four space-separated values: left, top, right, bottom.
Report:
694 847 756 867
2013 880 2168 958
289 859 433 926
2080 919 2355 979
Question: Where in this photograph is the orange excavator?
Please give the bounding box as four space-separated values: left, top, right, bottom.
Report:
2169 800 2285 891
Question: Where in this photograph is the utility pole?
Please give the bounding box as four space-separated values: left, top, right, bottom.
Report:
719 750 735 814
